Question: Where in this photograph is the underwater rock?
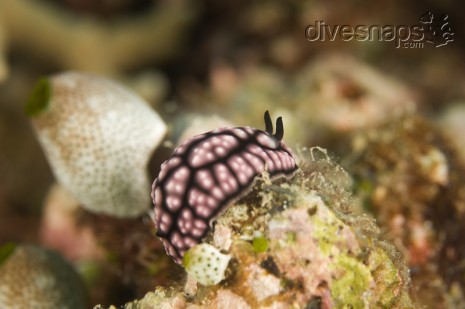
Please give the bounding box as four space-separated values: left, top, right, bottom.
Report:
347 116 465 307
0 244 87 309
29 72 167 217
101 148 413 308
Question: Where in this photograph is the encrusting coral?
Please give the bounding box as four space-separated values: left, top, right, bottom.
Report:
0 244 87 309
98 147 414 308
28 72 167 217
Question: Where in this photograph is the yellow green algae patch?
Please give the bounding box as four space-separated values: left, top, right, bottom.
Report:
368 245 412 308
25 78 51 116
252 235 269 253
0 243 16 267
297 174 412 307
330 255 373 308
304 196 375 307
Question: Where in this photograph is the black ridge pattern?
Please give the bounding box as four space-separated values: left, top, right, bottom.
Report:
153 115 298 263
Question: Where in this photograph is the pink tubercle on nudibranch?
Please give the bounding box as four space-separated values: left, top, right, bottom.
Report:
151 111 298 264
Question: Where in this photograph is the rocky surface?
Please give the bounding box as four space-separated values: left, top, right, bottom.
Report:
99 148 413 308
0 244 87 309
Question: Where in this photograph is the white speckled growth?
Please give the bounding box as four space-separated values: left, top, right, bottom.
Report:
183 243 231 286
152 112 297 263
32 72 167 217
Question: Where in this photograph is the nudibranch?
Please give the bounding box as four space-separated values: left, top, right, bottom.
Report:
151 111 298 264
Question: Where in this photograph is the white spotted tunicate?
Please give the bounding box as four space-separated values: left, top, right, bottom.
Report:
183 243 231 286
152 111 298 264
30 72 167 217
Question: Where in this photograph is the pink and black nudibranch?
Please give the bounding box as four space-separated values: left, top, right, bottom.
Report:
151 111 298 264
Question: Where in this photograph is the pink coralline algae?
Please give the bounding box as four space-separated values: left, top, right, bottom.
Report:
152 111 298 263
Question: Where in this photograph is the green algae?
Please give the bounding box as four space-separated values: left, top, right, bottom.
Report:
25 78 51 117
309 210 345 256
0 242 16 267
368 246 413 308
330 255 373 308
252 236 269 253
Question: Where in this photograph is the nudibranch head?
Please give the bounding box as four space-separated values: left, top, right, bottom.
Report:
151 111 298 264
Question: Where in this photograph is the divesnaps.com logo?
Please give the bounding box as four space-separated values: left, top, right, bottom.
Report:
305 12 454 48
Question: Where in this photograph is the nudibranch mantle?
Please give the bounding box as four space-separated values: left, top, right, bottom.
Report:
151 111 298 264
